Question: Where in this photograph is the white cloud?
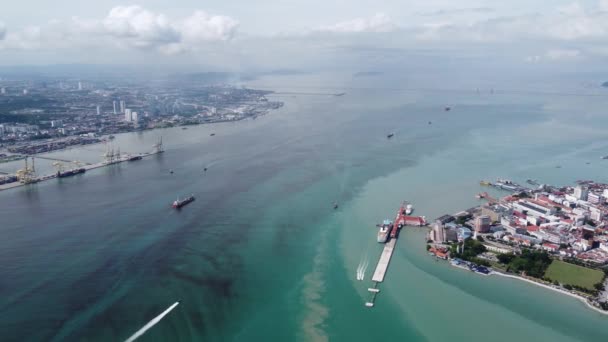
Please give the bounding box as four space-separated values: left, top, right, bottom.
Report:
0 6 238 53
180 11 238 43
525 49 582 63
317 13 396 33
416 1 608 42
545 48 581 60
102 6 180 47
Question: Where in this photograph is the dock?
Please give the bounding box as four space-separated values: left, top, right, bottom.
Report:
371 239 396 282
365 202 409 308
0 150 163 192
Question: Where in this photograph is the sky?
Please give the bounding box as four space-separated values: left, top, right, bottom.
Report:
1 1 608 71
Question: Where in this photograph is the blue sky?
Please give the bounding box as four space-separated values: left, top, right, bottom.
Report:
1 1 607 69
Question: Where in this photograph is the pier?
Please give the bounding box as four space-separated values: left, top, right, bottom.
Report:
371 239 396 282
0 150 163 192
365 203 407 308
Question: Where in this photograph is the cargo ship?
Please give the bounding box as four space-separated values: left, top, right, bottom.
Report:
57 168 86 178
377 219 392 243
172 195 195 209
128 155 143 161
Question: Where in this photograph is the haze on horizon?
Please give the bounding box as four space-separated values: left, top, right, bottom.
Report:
1 0 608 73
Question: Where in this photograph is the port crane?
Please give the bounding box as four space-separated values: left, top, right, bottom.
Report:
153 137 164 153
16 157 37 184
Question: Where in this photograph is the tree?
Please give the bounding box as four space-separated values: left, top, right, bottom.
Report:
497 253 516 264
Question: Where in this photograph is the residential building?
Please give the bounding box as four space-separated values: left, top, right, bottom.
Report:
474 215 491 233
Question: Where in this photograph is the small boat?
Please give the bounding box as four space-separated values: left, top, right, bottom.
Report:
428 121 432 125
108 135 115 140
333 202 339 210
405 204 413 215
203 167 208 172
387 133 394 139
170 169 174 174
182 127 188 130
210 133 216 136
445 106 451 111
602 155 608 160
377 219 392 243
172 195 195 209
555 165 562 169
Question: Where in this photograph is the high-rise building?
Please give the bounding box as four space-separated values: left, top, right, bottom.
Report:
96 105 101 115
574 186 588 201
124 108 132 122
131 112 138 123
78 81 83 91
474 215 491 233
120 100 126 114
432 222 446 243
113 101 117 115
0 87 5 95
23 89 28 95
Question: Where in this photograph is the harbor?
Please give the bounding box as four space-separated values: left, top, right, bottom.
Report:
0 138 164 192
366 203 427 307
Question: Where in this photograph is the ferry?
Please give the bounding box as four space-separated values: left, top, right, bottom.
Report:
387 133 394 139
172 195 195 209
377 219 392 243
405 203 413 215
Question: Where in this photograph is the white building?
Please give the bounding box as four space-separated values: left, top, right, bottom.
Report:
588 193 603 205
513 200 556 218
0 87 5 95
131 111 138 123
78 81 83 91
124 109 132 122
96 105 101 115
113 101 118 115
120 100 126 114
590 208 603 222
574 186 588 201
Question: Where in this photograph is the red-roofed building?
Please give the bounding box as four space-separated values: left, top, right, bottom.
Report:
542 242 559 252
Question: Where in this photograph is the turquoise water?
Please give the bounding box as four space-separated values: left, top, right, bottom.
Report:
1 72 608 341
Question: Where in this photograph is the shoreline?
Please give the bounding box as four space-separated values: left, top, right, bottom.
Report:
490 271 608 316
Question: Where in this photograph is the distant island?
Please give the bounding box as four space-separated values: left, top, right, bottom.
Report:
353 71 383 78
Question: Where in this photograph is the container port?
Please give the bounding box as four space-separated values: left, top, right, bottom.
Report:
0 138 164 192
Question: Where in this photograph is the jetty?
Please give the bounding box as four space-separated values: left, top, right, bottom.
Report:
365 203 407 308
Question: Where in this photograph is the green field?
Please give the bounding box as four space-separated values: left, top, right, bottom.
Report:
544 260 604 290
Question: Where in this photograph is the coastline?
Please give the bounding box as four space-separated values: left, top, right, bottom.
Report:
490 271 608 316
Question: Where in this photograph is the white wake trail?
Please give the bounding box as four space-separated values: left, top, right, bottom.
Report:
125 302 180 342
360 258 369 281
356 258 364 280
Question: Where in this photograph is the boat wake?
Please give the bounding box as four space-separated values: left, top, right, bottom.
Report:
124 302 179 342
356 256 369 281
